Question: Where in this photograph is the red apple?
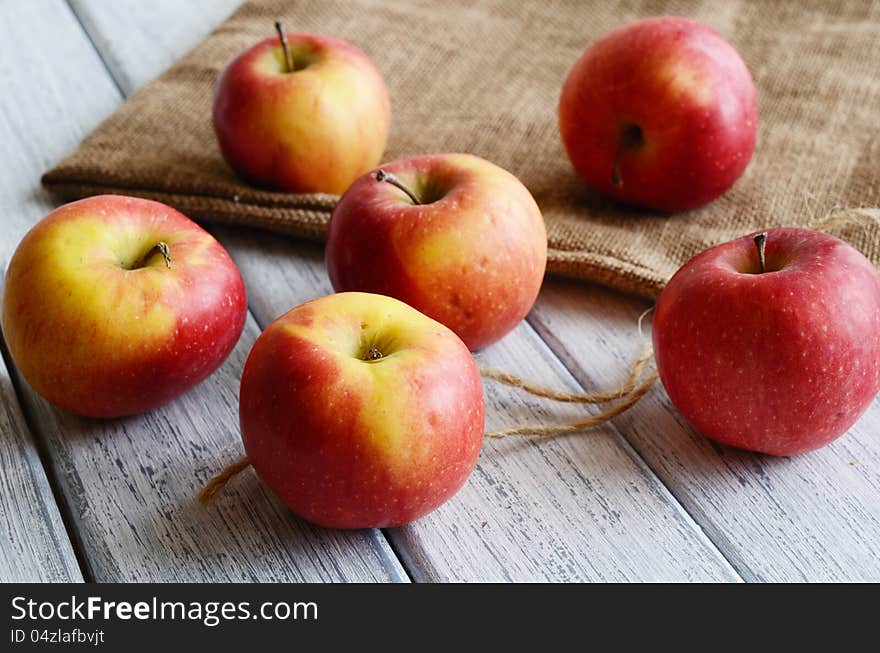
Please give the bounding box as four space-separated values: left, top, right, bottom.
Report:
558 17 757 212
239 292 484 528
1 195 247 418
653 227 880 455
325 153 547 350
213 25 390 194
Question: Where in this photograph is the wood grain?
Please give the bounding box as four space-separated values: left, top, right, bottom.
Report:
68 0 242 96
0 352 82 582
210 227 740 581
66 0 746 581
529 278 880 581
13 313 407 582
0 0 406 582
66 0 880 583
0 0 111 583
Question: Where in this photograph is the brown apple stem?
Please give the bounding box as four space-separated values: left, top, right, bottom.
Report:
275 21 294 73
611 156 623 187
198 456 252 504
376 169 421 205
156 241 172 269
611 137 627 186
365 347 384 361
754 231 768 273
611 124 644 188
131 241 172 269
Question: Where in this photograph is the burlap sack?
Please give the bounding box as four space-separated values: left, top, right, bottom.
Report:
42 0 880 299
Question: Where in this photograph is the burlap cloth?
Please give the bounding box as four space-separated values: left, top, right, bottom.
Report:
42 0 880 299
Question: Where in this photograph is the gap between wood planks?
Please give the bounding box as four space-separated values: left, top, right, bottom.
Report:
523 310 745 574
0 331 85 581
0 300 91 580
60 0 745 581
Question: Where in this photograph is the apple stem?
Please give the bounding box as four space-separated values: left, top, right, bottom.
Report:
611 124 644 188
611 135 629 187
754 232 767 273
376 169 421 205
611 158 623 187
130 241 172 270
156 241 172 269
275 21 295 73
365 347 384 361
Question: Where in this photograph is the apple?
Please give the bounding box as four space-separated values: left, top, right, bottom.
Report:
325 153 547 350
558 17 757 212
212 23 390 195
239 291 484 528
1 195 248 418
653 227 880 455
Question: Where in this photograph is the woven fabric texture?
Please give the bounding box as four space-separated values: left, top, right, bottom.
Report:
43 0 880 298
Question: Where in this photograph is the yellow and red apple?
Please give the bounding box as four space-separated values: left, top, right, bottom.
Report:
653 227 880 455
212 27 390 194
325 154 547 350
559 17 757 212
239 292 484 528
1 195 247 418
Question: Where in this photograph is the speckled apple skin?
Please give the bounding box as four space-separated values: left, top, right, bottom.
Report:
239 292 485 528
325 154 548 351
559 17 757 212
653 227 880 456
1 195 247 418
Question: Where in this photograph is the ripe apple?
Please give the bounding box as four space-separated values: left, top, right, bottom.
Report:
558 17 757 212
653 227 880 455
1 195 248 418
212 24 390 194
239 291 484 528
325 153 547 350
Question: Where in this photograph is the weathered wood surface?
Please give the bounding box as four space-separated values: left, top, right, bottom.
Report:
83 0 880 582
65 0 743 580
68 0 242 96
0 0 406 582
213 229 739 581
529 279 880 581
0 0 97 583
8 0 876 583
0 355 82 582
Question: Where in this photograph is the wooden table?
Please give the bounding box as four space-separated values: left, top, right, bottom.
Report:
2 0 879 583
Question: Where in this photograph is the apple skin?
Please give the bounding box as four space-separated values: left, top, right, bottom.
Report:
212 32 390 195
325 154 547 351
1 195 248 418
653 227 880 456
239 292 485 528
558 17 757 212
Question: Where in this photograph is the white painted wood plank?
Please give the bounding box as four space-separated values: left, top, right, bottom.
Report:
0 0 104 584
70 0 743 581
0 0 406 582
68 0 242 96
72 0 880 583
529 278 880 581
0 352 82 582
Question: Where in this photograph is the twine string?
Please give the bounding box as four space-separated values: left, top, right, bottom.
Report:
478 343 654 405
197 455 252 504
810 207 879 234
198 345 658 503
484 370 657 438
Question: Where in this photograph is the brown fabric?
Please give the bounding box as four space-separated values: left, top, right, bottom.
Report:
43 0 880 299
